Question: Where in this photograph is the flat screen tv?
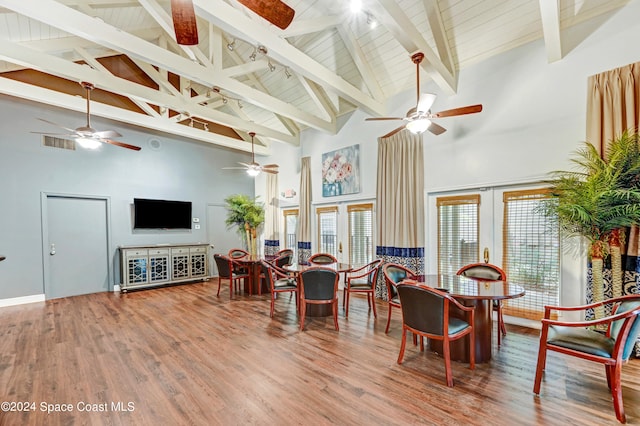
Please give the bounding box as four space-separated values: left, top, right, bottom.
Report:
133 198 192 230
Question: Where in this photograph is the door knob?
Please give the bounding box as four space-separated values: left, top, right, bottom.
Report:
50 243 56 256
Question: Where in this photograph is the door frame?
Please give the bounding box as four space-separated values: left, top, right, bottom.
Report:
40 192 113 294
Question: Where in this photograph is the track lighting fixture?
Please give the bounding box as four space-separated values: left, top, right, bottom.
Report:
284 67 292 79
249 49 257 61
227 39 235 51
367 13 377 29
268 60 276 72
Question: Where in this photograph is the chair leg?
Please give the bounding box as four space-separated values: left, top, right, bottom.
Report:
217 277 222 297
397 326 407 364
270 293 276 318
333 301 339 331
385 304 393 334
605 364 612 389
299 301 306 331
443 339 454 387
533 327 550 395
345 290 350 317
371 292 377 318
611 363 626 423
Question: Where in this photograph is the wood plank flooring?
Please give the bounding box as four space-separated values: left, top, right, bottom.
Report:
0 280 638 425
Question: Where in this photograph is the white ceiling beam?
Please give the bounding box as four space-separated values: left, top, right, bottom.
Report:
222 59 269 78
17 28 162 54
280 15 344 37
336 24 384 101
0 39 297 144
295 75 335 122
422 0 455 75
0 0 331 133
539 0 562 63
193 0 385 117
1 77 266 154
369 0 457 95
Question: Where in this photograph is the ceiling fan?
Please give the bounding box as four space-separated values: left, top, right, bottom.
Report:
366 52 483 135
32 82 141 151
224 132 279 176
171 0 295 45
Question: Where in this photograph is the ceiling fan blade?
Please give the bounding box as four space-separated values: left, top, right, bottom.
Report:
416 93 436 113
93 129 123 139
262 168 279 174
37 118 78 134
171 0 199 45
222 167 247 170
102 139 141 151
365 117 404 121
433 104 483 118
427 122 447 135
237 0 295 30
262 164 279 169
238 162 253 168
30 131 77 137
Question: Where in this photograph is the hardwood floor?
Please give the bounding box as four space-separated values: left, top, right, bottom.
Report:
0 281 638 425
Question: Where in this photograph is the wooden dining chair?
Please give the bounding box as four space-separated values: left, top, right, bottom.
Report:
533 295 640 423
228 248 249 258
344 259 382 318
299 267 340 331
309 253 337 264
396 284 475 387
382 263 418 334
260 260 299 318
213 254 249 298
457 262 507 346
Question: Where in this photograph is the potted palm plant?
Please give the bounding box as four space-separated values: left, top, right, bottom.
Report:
540 135 640 317
224 194 265 256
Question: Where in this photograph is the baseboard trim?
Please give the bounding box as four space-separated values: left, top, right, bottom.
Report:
114 284 120 293
0 294 45 308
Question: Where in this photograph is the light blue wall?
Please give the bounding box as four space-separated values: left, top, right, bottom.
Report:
0 97 254 299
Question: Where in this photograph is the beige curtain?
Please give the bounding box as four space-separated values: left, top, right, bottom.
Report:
375 129 425 298
263 173 280 257
586 61 640 356
297 157 312 264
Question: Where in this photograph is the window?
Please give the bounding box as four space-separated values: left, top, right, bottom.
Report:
317 206 338 256
502 189 560 320
283 209 298 256
348 203 373 264
437 195 480 276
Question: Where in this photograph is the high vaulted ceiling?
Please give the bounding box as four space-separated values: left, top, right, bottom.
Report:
0 0 631 154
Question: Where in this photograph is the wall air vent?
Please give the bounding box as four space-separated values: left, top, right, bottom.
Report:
43 136 75 150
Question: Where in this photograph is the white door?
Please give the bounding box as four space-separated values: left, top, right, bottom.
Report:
44 195 110 299
207 203 243 275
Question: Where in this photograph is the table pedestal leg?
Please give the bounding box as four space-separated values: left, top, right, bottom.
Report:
429 299 493 363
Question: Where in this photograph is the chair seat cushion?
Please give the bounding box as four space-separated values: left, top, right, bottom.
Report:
390 296 400 306
547 325 614 358
348 279 373 290
274 278 297 290
448 318 471 335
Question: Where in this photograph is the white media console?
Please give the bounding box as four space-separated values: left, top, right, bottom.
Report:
119 243 209 291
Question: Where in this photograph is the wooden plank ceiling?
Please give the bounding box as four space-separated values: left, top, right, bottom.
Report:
0 0 630 154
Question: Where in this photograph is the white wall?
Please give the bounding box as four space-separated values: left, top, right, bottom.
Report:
260 1 640 307
0 97 254 300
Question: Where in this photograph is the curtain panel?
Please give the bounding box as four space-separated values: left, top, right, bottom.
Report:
297 157 312 264
586 61 640 356
375 130 425 299
264 173 280 257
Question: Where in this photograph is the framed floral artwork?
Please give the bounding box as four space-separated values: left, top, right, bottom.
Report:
321 145 360 197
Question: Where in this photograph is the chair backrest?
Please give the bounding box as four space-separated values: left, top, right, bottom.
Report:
609 296 640 360
397 284 448 336
260 260 275 288
456 263 506 281
363 259 383 285
275 253 292 268
309 253 337 264
300 267 339 300
276 248 294 258
214 254 232 278
383 263 415 300
228 248 249 259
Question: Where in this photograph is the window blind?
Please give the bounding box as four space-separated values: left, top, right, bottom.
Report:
283 209 298 256
437 195 480 276
503 189 560 320
348 203 373 264
317 206 338 256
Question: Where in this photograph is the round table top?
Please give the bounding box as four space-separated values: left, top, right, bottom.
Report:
284 262 354 274
405 274 525 301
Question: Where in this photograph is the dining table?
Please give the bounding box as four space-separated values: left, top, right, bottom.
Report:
404 274 525 363
284 262 354 317
234 254 268 295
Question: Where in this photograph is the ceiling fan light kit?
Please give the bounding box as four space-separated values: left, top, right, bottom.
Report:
223 132 279 177
365 52 482 137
